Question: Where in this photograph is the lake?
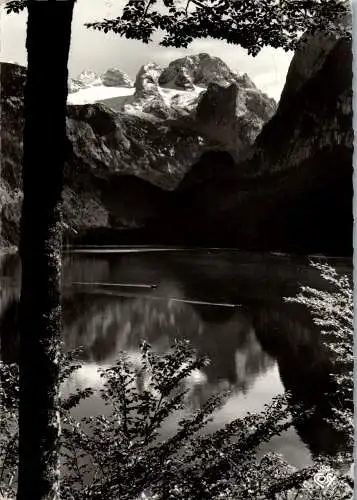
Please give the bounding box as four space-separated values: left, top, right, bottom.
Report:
0 247 352 471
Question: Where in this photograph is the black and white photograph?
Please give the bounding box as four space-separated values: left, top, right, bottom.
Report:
0 1 354 499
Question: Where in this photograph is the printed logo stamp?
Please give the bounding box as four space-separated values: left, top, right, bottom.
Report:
313 471 336 490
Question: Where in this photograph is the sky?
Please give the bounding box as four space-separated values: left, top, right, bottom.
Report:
0 0 294 101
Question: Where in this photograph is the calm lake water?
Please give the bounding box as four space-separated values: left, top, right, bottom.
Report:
0 247 352 470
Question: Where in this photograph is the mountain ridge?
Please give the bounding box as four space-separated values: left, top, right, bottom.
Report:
0 53 275 246
0 37 352 255
164 33 352 255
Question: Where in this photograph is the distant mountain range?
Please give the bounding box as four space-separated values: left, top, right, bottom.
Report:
0 35 352 255
66 53 276 165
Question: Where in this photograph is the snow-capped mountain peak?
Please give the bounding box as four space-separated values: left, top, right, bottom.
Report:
68 67 135 105
101 67 134 88
68 67 134 96
66 54 276 160
68 70 102 93
158 52 247 90
67 53 265 117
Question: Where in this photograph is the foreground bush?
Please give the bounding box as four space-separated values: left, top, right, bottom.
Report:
285 260 354 468
0 262 353 499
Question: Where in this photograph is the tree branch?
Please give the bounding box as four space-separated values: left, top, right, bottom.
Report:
184 0 207 14
143 0 154 18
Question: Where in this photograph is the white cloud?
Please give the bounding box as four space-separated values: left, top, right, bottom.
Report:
0 0 293 100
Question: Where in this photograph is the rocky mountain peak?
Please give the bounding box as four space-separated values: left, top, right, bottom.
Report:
69 70 102 93
134 62 163 94
69 68 133 94
194 80 276 159
279 31 342 105
165 29 352 255
126 63 169 119
254 28 352 176
158 53 241 90
279 10 351 105
101 67 134 88
125 55 275 141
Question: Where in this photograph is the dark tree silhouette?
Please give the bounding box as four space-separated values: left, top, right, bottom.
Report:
5 1 76 498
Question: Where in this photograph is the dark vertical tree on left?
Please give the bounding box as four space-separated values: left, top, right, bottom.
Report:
5 1 76 498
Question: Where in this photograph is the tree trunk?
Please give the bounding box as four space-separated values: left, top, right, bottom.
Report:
17 2 75 499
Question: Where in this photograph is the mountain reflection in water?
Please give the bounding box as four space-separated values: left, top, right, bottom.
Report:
0 248 352 470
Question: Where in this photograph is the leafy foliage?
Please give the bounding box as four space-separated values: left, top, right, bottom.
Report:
57 340 314 499
5 0 351 54
285 260 354 468
86 0 351 54
0 362 18 499
4 0 26 15
0 336 352 499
